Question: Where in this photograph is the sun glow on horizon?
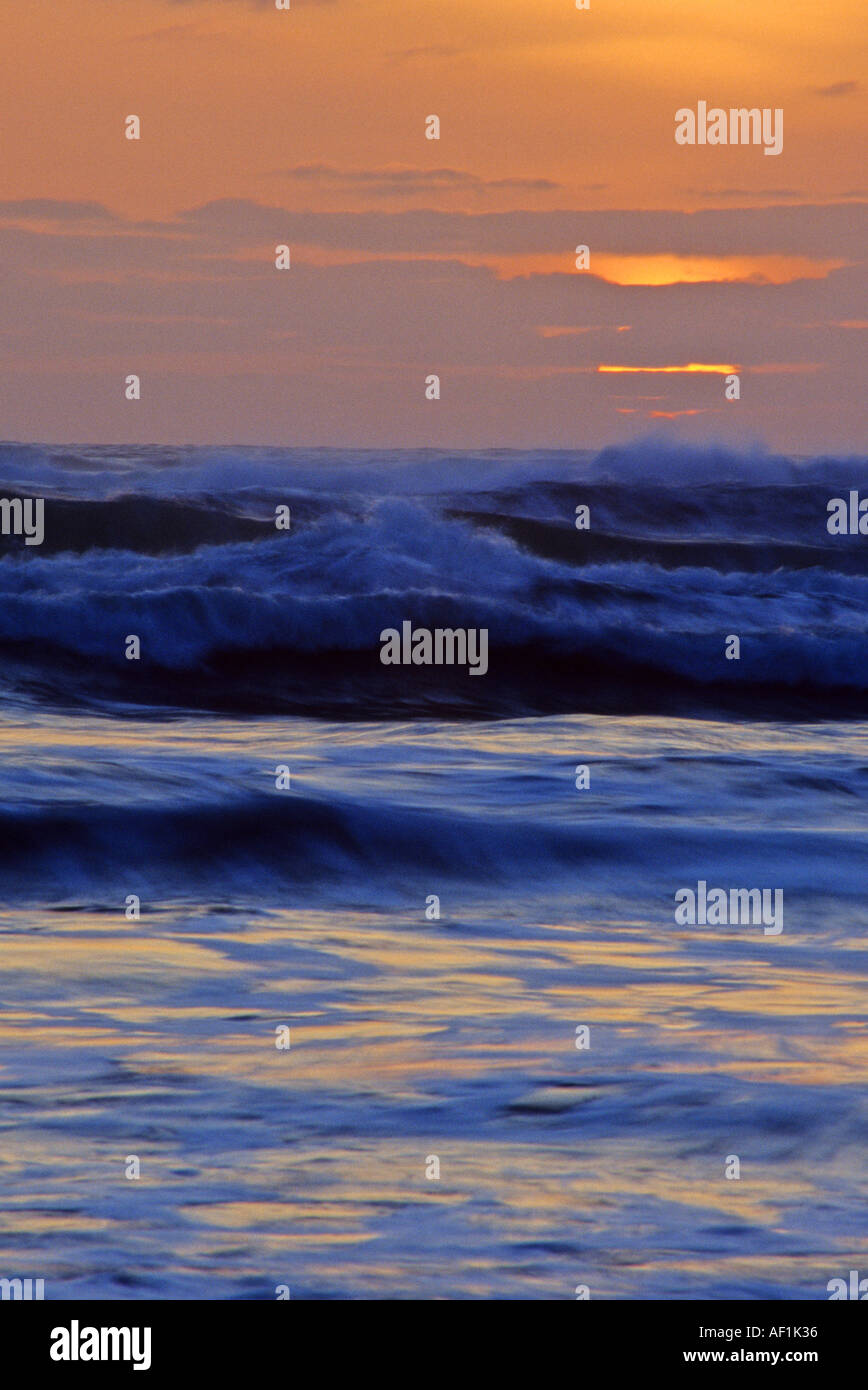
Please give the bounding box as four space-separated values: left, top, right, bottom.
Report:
598 363 740 374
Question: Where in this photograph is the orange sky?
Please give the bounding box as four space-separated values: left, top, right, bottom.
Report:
0 0 865 447
4 0 866 216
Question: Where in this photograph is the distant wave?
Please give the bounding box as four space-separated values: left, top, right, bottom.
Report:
2 436 866 497
0 784 862 906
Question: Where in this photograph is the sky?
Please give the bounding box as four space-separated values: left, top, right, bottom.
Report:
0 0 865 449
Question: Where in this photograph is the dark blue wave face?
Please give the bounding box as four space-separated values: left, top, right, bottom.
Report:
0 438 867 720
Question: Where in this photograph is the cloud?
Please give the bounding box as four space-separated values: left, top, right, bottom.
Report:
0 200 116 223
177 197 868 259
273 165 561 196
814 80 860 97
0 206 864 450
686 188 803 201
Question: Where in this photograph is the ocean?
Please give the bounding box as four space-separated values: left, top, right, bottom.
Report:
0 438 866 1299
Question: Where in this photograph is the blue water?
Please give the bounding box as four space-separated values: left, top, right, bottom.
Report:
0 440 866 1299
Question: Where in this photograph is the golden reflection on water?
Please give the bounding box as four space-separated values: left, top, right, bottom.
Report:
2 904 866 1097
1 711 866 1294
